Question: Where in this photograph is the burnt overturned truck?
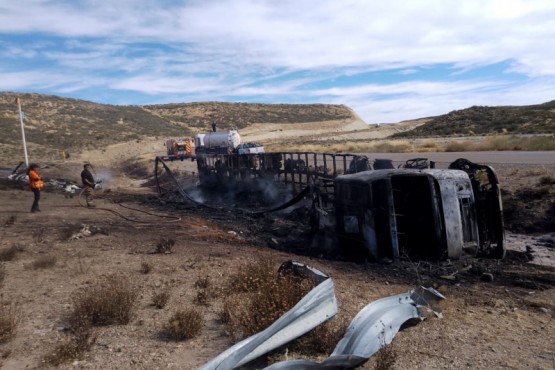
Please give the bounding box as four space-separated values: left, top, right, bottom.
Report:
154 151 505 261
335 160 505 261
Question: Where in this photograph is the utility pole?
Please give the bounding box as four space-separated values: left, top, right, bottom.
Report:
16 96 29 167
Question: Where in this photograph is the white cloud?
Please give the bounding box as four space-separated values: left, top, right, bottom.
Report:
1 0 555 122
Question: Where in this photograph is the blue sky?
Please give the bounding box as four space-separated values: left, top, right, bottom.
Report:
1 0 555 124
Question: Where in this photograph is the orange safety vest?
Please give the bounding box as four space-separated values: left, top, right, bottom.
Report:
28 169 44 190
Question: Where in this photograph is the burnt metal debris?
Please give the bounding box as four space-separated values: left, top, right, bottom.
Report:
200 261 445 370
154 152 506 261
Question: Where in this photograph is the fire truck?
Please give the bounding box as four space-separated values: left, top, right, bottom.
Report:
165 138 193 158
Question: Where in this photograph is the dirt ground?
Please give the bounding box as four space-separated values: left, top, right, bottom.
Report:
0 154 554 370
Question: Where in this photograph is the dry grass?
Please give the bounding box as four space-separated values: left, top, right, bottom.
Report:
4 215 16 226
155 237 175 254
538 175 554 186
480 135 555 151
163 309 203 341
69 274 139 327
32 227 47 243
32 255 57 269
0 245 24 262
291 320 347 355
220 258 315 340
193 276 217 306
268 134 555 155
43 316 96 366
268 140 413 154
140 261 153 274
0 305 19 344
152 290 170 309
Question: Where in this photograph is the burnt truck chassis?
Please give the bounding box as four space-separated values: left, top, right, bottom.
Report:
154 152 505 261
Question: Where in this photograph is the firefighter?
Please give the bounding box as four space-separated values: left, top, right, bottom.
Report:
81 163 96 207
27 164 44 213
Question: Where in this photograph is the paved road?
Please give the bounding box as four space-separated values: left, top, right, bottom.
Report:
360 151 555 165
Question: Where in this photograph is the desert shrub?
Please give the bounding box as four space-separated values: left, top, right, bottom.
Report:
43 316 96 366
0 305 19 344
370 141 412 153
0 245 24 262
444 141 470 152
221 258 315 340
163 309 203 341
155 238 175 254
194 290 210 306
291 320 347 355
69 274 139 327
419 140 438 150
480 135 555 151
0 264 5 287
152 290 170 309
32 227 47 243
194 276 211 289
4 215 16 226
32 255 57 269
538 175 554 186
193 276 216 306
140 262 152 274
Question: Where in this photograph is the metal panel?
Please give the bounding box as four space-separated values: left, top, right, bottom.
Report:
200 260 445 370
199 263 337 370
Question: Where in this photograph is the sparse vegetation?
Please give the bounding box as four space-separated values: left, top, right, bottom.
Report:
291 321 347 355
163 309 203 341
69 274 139 327
155 237 175 254
538 175 554 186
269 134 555 154
193 276 216 306
32 255 57 269
0 245 24 262
152 290 170 309
194 276 211 289
0 305 19 344
220 258 315 340
392 102 555 137
140 261 153 274
32 227 47 243
4 215 16 226
43 316 96 366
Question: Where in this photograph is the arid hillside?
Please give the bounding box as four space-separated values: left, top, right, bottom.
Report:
0 93 359 165
393 100 555 137
2 92 555 167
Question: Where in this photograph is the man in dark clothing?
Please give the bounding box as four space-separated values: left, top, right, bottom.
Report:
211 121 217 132
80 164 96 207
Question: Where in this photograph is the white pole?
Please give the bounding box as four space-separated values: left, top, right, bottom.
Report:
16 96 29 167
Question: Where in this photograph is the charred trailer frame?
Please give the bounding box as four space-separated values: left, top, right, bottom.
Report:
334 168 505 261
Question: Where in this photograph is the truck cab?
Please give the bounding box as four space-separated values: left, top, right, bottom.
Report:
334 166 504 261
